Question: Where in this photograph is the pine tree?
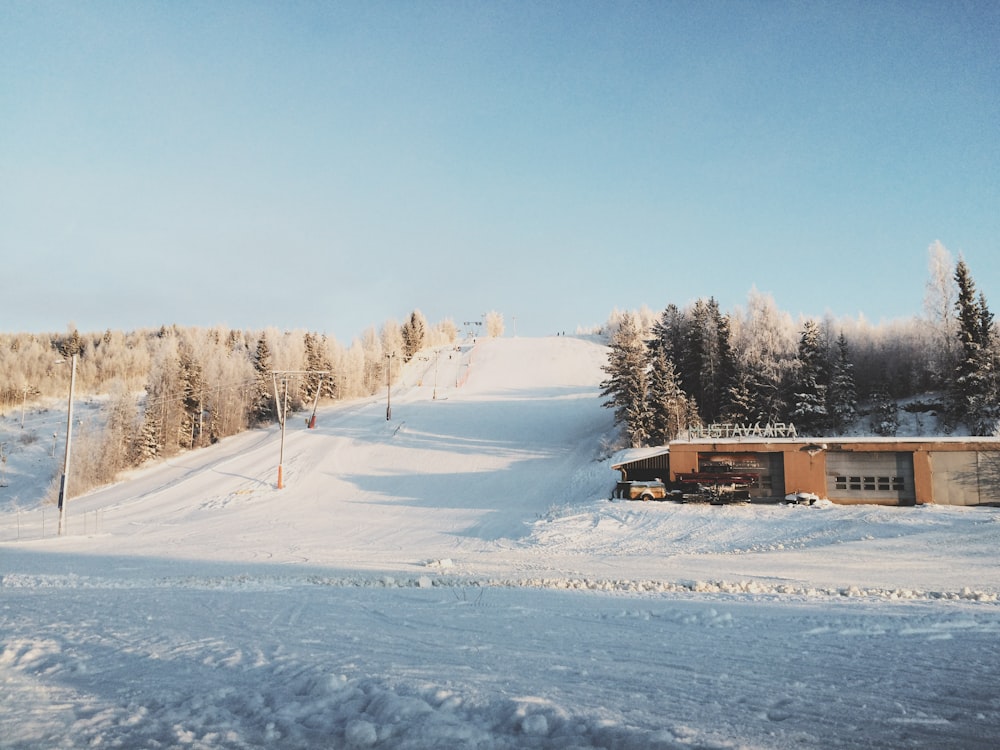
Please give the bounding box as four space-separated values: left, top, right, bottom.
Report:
646 346 696 444
721 369 756 424
177 345 205 448
827 333 858 434
252 334 277 425
401 310 428 362
303 333 321 402
302 333 336 403
649 304 685 362
788 320 830 435
951 259 998 434
56 328 83 358
869 383 899 436
713 308 738 422
600 313 651 447
137 411 162 462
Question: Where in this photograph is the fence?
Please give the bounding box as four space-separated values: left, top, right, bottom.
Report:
0 508 107 543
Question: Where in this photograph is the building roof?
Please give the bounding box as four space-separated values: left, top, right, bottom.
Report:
610 446 669 471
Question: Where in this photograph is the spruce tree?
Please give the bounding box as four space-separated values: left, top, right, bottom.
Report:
178 346 204 448
827 333 858 434
721 369 756 424
401 310 427 362
252 334 277 425
600 313 651 447
646 346 696 444
649 304 685 362
789 319 830 435
713 308 739 422
952 259 998 434
869 383 899 436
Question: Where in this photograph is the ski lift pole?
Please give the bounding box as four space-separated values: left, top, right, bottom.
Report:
308 374 324 428
270 369 328 486
272 373 287 489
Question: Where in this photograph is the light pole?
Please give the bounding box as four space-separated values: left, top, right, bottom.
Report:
433 348 439 400
385 352 395 420
57 354 77 535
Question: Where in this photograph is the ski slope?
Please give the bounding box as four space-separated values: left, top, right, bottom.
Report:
2 336 1000 749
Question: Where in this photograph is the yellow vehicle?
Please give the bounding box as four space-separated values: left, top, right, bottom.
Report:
625 480 667 502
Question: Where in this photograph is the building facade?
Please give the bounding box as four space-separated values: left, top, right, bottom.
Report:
614 437 1000 506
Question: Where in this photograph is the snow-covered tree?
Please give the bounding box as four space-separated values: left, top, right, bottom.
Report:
730 288 797 424
485 311 504 338
924 241 958 388
827 332 858 434
868 383 899 437
646 346 697 444
951 258 999 434
788 319 829 435
600 312 650 447
649 304 685 362
251 334 277 425
679 299 718 422
381 319 404 360
401 310 428 361
140 334 182 458
176 340 209 449
302 332 336 403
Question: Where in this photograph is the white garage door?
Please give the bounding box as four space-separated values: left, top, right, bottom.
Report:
826 452 915 504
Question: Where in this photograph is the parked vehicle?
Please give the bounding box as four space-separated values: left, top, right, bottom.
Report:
616 480 667 502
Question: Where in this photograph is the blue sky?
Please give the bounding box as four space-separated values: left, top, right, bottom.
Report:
2 1 998 342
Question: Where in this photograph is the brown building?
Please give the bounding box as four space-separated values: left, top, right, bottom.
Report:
613 437 1000 506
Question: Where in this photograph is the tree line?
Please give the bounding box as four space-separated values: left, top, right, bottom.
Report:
601 243 999 447
1 310 460 501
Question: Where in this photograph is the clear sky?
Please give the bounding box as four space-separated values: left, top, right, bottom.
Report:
2 1 998 342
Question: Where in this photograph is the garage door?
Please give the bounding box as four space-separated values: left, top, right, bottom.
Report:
826 452 915 505
697 452 785 499
930 451 1000 506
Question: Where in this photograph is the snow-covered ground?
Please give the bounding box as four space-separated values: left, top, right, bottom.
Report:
2 336 999 749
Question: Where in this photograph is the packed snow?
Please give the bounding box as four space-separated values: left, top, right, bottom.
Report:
2 336 999 749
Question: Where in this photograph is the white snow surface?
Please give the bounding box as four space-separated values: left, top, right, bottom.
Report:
2 336 999 749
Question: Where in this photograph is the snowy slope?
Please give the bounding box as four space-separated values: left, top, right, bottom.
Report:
2 335 1000 749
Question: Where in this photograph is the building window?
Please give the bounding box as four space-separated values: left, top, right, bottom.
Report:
833 475 906 493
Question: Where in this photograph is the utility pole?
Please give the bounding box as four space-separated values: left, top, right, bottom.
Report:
385 352 395 420
433 349 439 400
57 354 77 536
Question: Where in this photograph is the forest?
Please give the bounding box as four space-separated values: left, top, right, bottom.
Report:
601 243 999 448
0 311 510 502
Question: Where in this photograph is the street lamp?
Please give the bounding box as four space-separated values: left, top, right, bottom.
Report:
56 354 77 535
385 352 395 420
